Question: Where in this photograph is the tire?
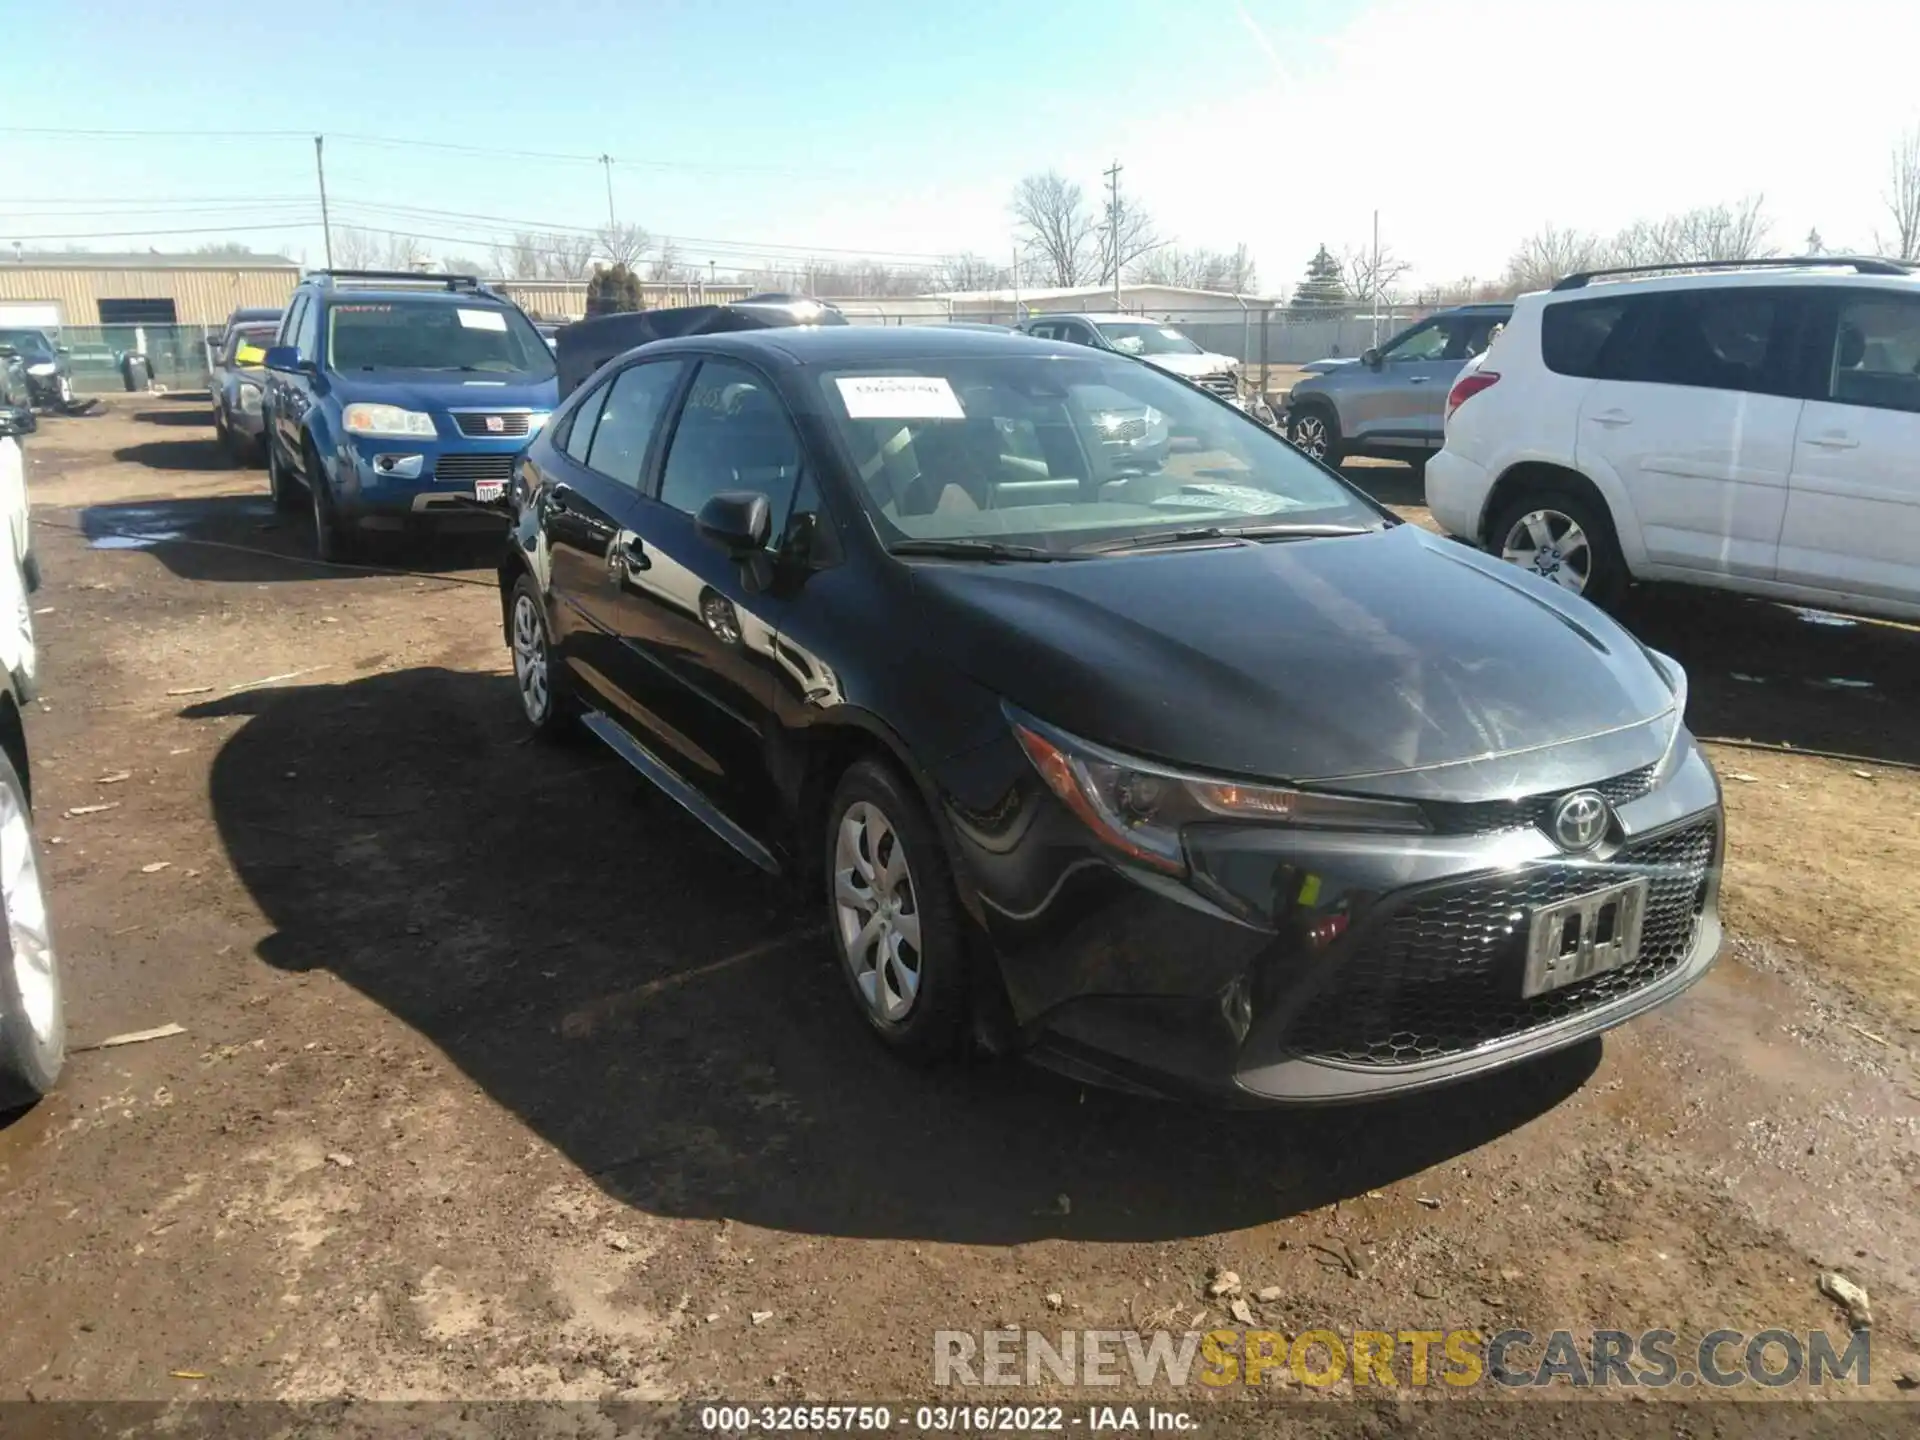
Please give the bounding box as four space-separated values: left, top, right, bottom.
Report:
305 441 356 562
507 573 577 740
1489 486 1627 609
1289 404 1344 467
0 745 63 1112
215 411 240 465
824 758 968 1064
1407 454 1428 481
267 433 300 512
54 375 73 409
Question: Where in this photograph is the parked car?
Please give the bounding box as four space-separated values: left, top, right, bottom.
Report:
210 321 278 464
0 345 36 424
261 270 558 560
0 404 57 1111
0 328 76 411
208 305 282 374
1279 303 1511 469
0 403 38 606
1429 257 1920 618
499 325 1722 1103
1018 313 1274 422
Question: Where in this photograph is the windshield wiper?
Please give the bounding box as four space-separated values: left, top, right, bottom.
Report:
888 538 1084 563
1074 522 1377 555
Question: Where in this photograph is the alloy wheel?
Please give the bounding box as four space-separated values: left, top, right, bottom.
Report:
833 800 923 1023
511 591 551 724
1292 414 1329 459
1 774 57 1048
1501 509 1592 594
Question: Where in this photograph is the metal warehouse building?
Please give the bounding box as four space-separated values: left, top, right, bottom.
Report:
0 252 300 329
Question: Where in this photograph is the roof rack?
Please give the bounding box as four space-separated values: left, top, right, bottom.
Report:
305 269 489 293
1551 256 1911 291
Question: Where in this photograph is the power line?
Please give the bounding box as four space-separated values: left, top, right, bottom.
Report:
1 219 317 241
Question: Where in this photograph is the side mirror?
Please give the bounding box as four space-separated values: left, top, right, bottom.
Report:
263 345 302 373
1361 347 1381 369
696 491 772 557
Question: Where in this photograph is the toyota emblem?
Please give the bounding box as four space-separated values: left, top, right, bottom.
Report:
485 414 505 433
1550 790 1610 853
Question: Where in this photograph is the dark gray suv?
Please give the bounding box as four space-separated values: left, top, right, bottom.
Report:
1281 303 1510 469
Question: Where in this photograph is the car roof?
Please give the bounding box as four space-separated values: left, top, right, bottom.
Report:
1536 264 1920 303
636 325 1077 366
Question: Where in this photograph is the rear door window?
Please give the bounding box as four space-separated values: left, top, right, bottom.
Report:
1541 297 1632 377
560 379 611 464
1826 291 1920 414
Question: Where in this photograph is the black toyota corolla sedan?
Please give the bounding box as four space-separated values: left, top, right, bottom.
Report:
498 325 1722 1103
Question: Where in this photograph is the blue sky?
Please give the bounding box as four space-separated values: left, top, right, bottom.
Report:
3 0 1918 294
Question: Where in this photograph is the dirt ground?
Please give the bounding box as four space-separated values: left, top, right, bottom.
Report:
2 399 1919 1421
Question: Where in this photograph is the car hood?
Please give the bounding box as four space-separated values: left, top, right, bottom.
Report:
1300 357 1358 375
1140 351 1237 378
914 525 1680 796
332 372 558 411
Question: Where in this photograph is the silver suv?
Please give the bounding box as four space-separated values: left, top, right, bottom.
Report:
1281 303 1510 469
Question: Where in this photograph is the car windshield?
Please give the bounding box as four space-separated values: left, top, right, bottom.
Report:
1092 321 1203 356
817 353 1380 553
0 330 54 360
326 300 556 377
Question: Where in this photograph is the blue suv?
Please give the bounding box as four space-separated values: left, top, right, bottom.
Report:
262 271 559 559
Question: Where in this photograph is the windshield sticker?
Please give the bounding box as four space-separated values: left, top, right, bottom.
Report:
836 375 965 420
456 308 509 332
1153 484 1307 515
332 305 392 313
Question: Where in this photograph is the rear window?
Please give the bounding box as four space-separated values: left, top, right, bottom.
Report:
1540 298 1631 378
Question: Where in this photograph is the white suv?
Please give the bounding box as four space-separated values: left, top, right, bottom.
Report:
1427 257 1920 620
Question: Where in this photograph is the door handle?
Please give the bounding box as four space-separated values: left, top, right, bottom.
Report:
1588 410 1632 427
1804 432 1860 450
1408 376 1430 384
619 534 651 571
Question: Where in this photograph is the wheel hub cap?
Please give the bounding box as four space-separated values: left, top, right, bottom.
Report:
833 801 922 1023
1 780 57 1046
511 594 549 722
1501 509 1591 594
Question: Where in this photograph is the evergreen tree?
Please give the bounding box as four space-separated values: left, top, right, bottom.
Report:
1290 244 1348 311
586 263 645 316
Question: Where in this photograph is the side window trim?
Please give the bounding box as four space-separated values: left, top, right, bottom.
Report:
278 294 306 348
558 376 612 464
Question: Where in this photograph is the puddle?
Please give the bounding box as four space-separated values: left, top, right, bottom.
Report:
90 530 185 550
1786 607 1857 628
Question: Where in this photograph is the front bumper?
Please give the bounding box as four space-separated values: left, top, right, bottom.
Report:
335 436 524 526
942 734 1722 1105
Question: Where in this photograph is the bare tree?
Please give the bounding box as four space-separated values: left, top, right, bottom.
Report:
380 234 430 271
933 251 1007 292
332 226 383 270
646 238 694 283
1881 127 1920 262
543 232 598 281
1135 244 1258 292
441 254 485 278
1667 196 1772 262
598 222 652 270
1502 224 1606 293
1339 243 1413 310
1012 171 1095 287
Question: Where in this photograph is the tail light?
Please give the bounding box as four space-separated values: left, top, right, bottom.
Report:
1446 370 1499 420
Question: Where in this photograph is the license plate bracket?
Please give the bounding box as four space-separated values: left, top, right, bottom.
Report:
1522 878 1648 997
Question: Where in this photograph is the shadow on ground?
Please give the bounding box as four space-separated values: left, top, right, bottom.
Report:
131 407 214 429
76 495 505 582
112 439 230 472
194 664 1597 1244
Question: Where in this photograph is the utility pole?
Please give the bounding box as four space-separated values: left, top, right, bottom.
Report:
1011 240 1020 323
599 155 616 229
1104 159 1123 308
314 136 334 270
1370 208 1381 347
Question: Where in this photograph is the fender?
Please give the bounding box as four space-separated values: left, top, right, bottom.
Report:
1484 448 1651 572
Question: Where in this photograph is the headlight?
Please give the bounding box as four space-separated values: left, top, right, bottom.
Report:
343 403 436 438
26 362 56 377
1007 707 1430 875
237 381 263 414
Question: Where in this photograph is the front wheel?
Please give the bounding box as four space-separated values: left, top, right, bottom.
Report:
1490 489 1627 609
825 759 968 1064
267 434 301 511
1289 406 1344 467
306 444 357 562
0 746 63 1112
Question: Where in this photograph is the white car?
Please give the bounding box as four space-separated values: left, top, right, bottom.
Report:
1427 257 1920 620
0 406 58 1110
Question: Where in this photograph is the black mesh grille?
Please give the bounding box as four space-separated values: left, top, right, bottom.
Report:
433 454 515 483
1424 764 1659 837
1287 817 1715 1067
1195 372 1239 399
450 411 532 437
